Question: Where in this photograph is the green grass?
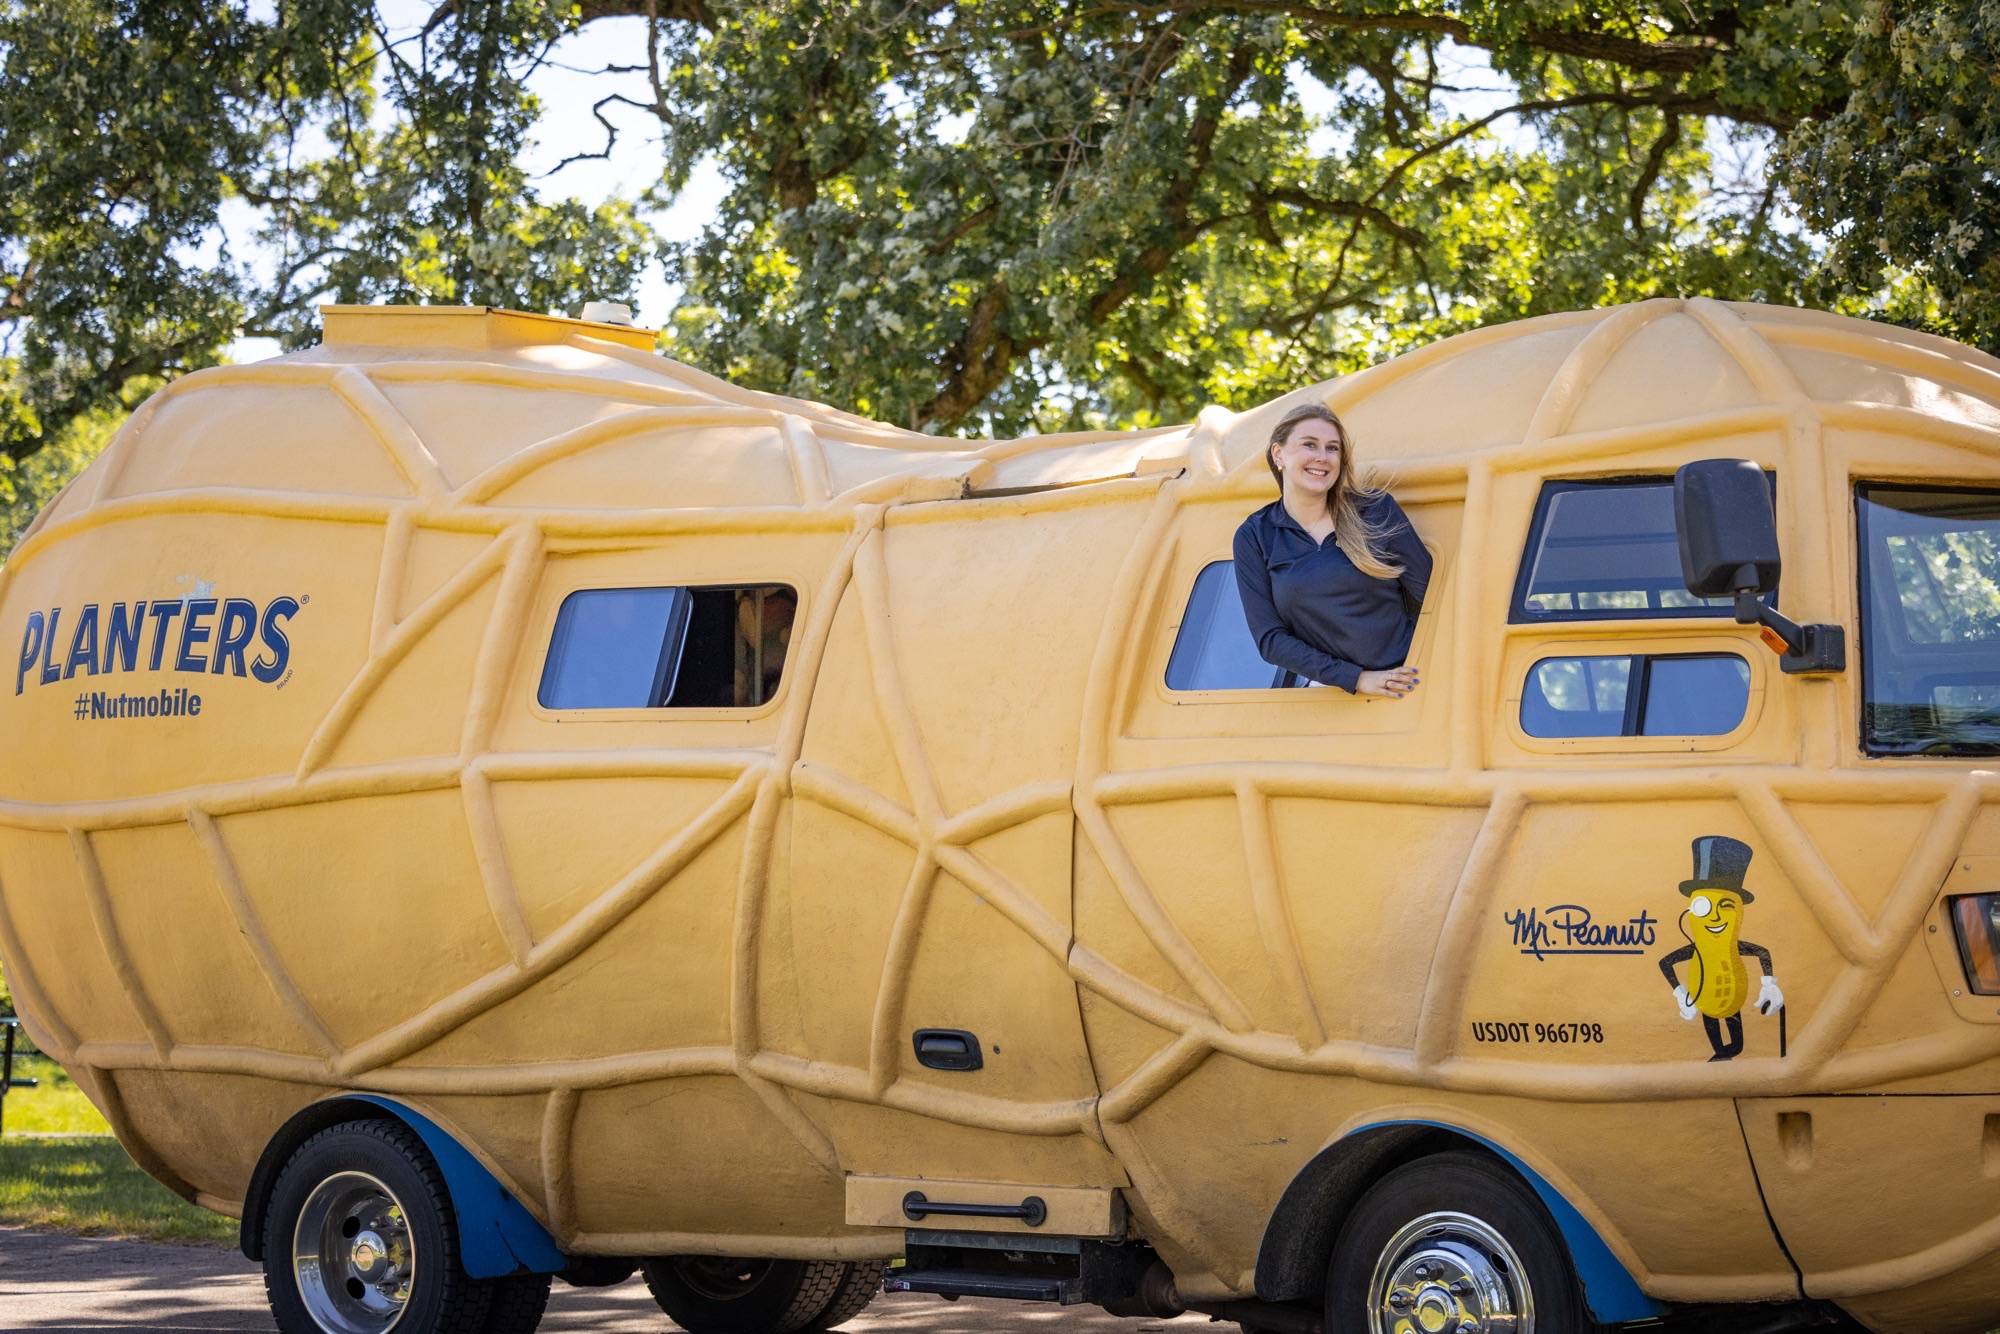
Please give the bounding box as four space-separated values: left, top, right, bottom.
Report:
0 1136 235 1243
0 1053 233 1243
2 1053 111 1136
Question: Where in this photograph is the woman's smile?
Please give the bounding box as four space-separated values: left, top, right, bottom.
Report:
1276 422 1344 494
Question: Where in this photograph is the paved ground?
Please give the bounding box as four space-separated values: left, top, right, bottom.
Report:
0 1228 1239 1333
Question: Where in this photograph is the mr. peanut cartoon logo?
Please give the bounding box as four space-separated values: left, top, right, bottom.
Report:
1656 836 1786 1062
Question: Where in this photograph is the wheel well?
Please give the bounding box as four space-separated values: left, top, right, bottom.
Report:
239 1096 399 1261
1252 1123 1461 1304
1253 1121 1664 1325
239 1094 567 1280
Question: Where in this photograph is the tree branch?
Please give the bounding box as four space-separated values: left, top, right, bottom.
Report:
1122 353 1165 411
419 0 460 38
915 279 1035 428
927 3 1728 77
574 0 713 28
1084 44 1255 324
1629 112 1683 233
928 201 998 256
542 93 627 176
1256 187 1425 250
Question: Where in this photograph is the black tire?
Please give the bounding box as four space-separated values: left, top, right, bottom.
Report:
483 1272 553 1334
640 1256 857 1334
1327 1149 1598 1334
558 1256 637 1288
262 1118 494 1334
798 1261 885 1331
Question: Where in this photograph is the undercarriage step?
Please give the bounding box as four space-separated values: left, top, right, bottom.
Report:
884 1266 1082 1304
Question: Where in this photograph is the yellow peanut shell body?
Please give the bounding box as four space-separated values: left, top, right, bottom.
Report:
3 300 2000 1332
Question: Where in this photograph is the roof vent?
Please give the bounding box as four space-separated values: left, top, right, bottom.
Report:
580 300 636 327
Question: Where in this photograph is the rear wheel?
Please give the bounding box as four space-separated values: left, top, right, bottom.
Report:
799 1261 885 1330
1327 1150 1598 1334
482 1272 552 1334
640 1256 859 1334
262 1120 494 1334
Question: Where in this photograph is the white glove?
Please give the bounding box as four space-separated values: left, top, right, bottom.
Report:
1673 985 1697 1021
1757 975 1785 1016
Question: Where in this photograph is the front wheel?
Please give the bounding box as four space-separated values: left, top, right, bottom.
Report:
1327 1150 1599 1334
640 1256 875 1334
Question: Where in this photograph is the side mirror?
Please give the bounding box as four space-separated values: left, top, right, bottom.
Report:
1673 460 1844 675
1674 459 1781 597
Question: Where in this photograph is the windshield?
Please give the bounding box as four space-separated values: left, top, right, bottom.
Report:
1858 484 2000 756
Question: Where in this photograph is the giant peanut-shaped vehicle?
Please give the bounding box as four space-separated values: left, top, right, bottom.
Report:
4 299 2000 1333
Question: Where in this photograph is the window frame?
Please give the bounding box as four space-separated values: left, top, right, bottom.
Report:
530 578 801 720
1518 650 1754 740
1509 475 1777 625
1500 633 1766 757
1855 480 2000 758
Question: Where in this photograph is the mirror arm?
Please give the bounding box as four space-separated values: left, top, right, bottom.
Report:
1733 591 1846 675
1733 591 1803 654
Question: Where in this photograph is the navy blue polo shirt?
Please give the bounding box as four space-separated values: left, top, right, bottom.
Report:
1232 494 1432 692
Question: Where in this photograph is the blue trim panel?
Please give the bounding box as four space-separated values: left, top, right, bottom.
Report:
353 1095 566 1279
1350 1120 1665 1324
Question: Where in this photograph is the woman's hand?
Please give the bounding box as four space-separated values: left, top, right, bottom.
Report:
1355 665 1420 698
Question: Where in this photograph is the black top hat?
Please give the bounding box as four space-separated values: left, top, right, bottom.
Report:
1679 835 1755 903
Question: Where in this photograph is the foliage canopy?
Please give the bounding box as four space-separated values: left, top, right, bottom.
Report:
0 0 1994 467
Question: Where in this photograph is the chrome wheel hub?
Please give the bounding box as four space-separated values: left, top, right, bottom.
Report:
1368 1211 1532 1334
292 1171 416 1334
351 1232 387 1278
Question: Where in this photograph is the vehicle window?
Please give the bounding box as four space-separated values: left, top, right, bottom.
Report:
1165 561 1286 690
1520 656 1632 736
1521 653 1750 739
1857 484 2000 755
538 588 689 709
1641 656 1755 735
1512 479 1754 622
539 583 796 710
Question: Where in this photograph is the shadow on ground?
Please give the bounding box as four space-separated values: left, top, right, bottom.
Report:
0 1227 1229 1332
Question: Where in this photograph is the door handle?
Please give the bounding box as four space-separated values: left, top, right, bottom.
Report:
912 1028 983 1072
902 1191 1047 1227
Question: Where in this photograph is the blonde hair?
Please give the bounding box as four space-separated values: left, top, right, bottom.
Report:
1265 403 1404 581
